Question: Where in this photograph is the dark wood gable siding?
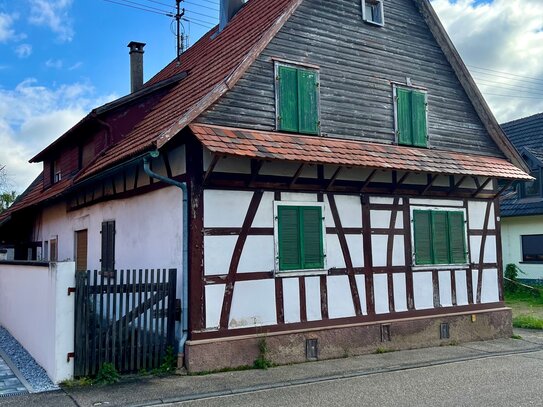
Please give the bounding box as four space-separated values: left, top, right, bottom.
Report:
196 0 504 158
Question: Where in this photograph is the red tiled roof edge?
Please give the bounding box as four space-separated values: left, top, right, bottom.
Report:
153 0 304 150
189 123 533 181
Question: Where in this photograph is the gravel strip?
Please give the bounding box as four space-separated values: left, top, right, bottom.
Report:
0 326 59 393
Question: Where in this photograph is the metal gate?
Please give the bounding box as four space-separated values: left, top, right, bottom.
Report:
74 268 177 377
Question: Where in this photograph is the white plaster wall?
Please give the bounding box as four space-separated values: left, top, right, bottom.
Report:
326 234 346 269
373 274 389 314
469 235 497 264
347 235 364 267
393 273 407 312
229 280 276 328
502 215 543 280
468 201 495 230
354 275 367 315
371 235 388 267
204 190 253 227
282 278 301 324
326 275 356 319
305 276 321 321
413 272 433 310
204 235 236 276
205 284 225 329
38 187 183 273
481 269 500 303
238 236 275 273
0 262 75 383
409 198 463 207
438 270 453 307
455 270 469 306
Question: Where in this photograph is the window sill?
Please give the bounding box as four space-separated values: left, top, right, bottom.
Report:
411 264 469 271
275 269 328 278
363 19 384 27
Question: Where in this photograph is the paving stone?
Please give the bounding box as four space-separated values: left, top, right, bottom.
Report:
0 354 28 397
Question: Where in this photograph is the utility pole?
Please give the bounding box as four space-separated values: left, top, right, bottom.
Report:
175 0 185 64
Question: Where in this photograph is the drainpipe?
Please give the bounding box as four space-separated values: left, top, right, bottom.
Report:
142 151 189 358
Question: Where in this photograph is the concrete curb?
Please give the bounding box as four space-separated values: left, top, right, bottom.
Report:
124 343 543 407
0 348 32 394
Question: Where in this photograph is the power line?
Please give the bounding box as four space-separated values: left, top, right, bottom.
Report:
184 0 218 12
182 17 215 29
119 0 173 14
484 93 543 100
468 65 543 84
185 8 218 21
140 0 175 9
102 0 173 16
475 79 543 97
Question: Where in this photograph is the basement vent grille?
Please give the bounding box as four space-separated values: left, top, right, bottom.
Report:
306 339 318 361
380 324 391 342
440 323 450 339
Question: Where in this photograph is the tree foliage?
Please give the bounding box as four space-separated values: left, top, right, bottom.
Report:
0 165 17 213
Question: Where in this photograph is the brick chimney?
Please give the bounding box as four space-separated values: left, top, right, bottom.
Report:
219 0 245 32
128 41 146 93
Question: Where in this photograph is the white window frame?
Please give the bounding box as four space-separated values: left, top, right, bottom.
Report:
362 0 385 27
273 201 327 277
410 205 469 270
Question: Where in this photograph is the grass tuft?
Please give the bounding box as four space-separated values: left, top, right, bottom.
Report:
513 315 543 330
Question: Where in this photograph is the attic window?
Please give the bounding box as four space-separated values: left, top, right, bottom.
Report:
51 159 61 184
362 0 384 26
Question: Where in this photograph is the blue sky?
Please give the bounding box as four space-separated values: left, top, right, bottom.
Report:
0 0 542 193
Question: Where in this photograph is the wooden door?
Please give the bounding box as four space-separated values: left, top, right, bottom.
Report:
75 230 88 272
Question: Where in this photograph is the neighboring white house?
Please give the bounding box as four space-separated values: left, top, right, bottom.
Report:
501 113 543 284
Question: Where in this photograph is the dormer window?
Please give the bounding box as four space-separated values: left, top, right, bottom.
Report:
52 159 61 184
362 0 384 26
520 169 541 198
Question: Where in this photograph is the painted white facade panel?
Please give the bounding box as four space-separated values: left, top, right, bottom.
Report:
468 201 488 230
484 236 497 264
392 235 405 266
373 274 389 314
455 270 469 306
281 192 318 202
438 270 452 307
335 195 363 228
205 284 226 329
327 276 356 319
252 192 275 227
472 269 479 302
229 280 276 328
204 235 236 276
305 276 321 321
326 234 346 269
282 278 301 324
369 197 395 205
395 212 404 229
354 275 367 315
481 269 500 303
469 235 482 264
370 210 391 229
409 198 463 207
238 235 275 273
346 234 364 267
393 273 407 312
413 272 434 310
204 190 252 227
371 235 388 267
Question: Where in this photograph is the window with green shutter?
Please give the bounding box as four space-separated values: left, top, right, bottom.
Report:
276 204 325 271
413 210 467 265
395 87 428 147
276 64 320 135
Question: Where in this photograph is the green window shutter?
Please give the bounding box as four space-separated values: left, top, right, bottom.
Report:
448 212 466 264
411 91 427 147
413 210 432 265
297 69 319 135
300 206 324 269
278 206 301 270
431 211 450 264
278 66 299 132
397 88 412 145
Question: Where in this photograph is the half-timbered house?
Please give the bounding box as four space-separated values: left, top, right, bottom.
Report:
0 0 532 372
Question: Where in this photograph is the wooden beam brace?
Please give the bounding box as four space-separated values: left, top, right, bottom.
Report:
448 175 467 196
289 164 305 187
472 176 481 189
392 172 411 192
326 167 342 191
203 154 220 185
248 159 263 187
472 177 493 197
493 180 514 198
421 174 439 195
360 169 378 192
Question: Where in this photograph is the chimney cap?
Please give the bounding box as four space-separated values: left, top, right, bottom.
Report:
128 41 146 53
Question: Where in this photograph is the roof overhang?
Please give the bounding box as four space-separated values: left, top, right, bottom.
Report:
189 124 533 181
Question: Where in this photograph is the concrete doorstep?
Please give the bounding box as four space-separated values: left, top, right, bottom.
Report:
1 330 542 407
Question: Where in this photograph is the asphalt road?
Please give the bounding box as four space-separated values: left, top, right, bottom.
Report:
174 350 543 407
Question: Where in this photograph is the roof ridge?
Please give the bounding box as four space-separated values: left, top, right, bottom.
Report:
501 111 543 127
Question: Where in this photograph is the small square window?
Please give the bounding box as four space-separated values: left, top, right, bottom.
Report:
362 0 384 26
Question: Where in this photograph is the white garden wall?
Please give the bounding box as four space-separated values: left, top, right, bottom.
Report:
0 261 75 384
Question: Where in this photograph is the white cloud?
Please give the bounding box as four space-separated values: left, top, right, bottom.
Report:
68 61 83 71
14 43 32 58
432 0 543 122
45 58 63 69
0 79 117 193
28 0 74 42
0 13 18 43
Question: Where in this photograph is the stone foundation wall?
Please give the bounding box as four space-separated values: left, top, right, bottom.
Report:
184 308 512 373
